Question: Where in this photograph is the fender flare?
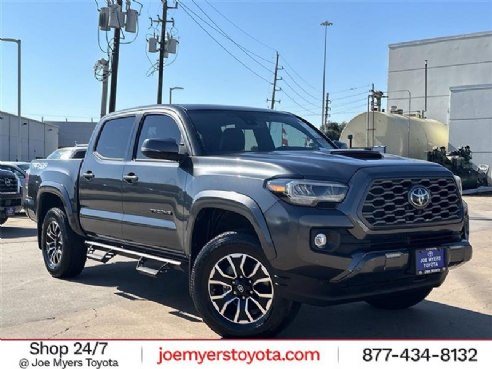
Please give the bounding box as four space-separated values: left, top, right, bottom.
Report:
37 182 84 237
186 190 277 261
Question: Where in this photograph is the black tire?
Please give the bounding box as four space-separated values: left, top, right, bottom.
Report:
190 231 299 338
365 287 433 310
0 217 7 225
41 207 87 278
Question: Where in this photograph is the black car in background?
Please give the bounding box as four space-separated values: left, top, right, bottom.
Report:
0 169 22 225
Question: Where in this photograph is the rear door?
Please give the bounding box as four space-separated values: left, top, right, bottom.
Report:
78 115 135 239
121 113 188 252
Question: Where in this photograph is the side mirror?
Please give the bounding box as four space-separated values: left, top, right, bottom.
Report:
141 139 185 161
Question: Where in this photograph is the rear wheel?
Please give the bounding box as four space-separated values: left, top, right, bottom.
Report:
191 231 299 337
365 287 433 310
41 207 87 278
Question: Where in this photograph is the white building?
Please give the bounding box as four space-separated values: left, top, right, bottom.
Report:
0 111 58 161
387 31 492 183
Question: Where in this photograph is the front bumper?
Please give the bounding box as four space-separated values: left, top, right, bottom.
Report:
264 192 472 306
272 240 471 305
0 194 22 217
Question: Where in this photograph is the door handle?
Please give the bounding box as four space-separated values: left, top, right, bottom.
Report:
82 171 95 180
123 173 139 184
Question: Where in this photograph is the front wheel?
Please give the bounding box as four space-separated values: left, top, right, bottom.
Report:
190 231 299 338
41 207 87 278
365 287 433 310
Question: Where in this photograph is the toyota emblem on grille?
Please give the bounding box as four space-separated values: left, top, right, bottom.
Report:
4 178 11 186
408 186 431 209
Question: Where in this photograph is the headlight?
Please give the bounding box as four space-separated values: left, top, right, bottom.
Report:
454 175 463 195
266 178 348 206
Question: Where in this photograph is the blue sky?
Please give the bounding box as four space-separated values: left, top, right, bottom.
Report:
1 0 491 126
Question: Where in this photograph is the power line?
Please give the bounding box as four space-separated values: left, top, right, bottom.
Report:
331 103 366 114
193 0 274 67
203 0 323 97
330 84 371 96
281 78 321 109
180 0 272 73
330 111 363 115
283 69 320 101
331 90 368 101
203 0 276 54
280 89 319 116
178 2 271 84
332 96 368 109
281 57 321 94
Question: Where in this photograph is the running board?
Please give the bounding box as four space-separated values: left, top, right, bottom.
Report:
85 241 182 266
136 257 170 277
87 246 115 263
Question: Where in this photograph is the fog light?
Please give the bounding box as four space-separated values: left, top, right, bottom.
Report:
314 233 327 248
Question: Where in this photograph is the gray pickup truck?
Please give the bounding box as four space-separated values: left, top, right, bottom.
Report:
25 105 472 337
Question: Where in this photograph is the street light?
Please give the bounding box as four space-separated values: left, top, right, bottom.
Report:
169 86 184 104
320 21 333 130
0 38 21 161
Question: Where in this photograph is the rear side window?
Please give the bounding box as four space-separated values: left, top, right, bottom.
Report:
72 149 86 159
95 117 135 159
136 114 182 159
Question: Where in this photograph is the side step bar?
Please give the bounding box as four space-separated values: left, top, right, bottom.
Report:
85 241 182 266
136 257 170 277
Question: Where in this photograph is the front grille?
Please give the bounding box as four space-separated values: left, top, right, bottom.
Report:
362 177 462 227
0 176 18 194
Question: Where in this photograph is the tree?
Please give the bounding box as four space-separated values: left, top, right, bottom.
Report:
320 122 347 141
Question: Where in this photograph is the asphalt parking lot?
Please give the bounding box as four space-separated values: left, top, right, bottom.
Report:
1 196 491 339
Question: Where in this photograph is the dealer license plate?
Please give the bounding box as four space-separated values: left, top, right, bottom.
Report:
415 248 446 275
6 207 15 216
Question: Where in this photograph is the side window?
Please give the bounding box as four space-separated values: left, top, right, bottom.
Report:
244 129 258 151
269 121 314 148
95 116 135 159
136 114 182 159
72 150 86 159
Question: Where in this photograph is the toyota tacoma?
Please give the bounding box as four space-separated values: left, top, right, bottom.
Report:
25 105 472 337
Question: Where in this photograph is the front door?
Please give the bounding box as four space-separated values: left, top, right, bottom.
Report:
121 114 188 252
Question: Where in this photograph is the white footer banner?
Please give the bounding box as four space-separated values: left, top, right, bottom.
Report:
0 340 491 369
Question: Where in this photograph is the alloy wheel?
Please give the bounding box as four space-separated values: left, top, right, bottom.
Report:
45 220 63 268
208 253 274 324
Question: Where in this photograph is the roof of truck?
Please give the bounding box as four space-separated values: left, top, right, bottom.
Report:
106 104 291 117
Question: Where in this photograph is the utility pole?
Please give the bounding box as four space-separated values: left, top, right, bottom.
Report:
423 59 428 118
267 51 282 109
324 92 330 130
320 21 333 128
108 0 122 113
156 0 178 104
0 38 21 161
96 59 110 117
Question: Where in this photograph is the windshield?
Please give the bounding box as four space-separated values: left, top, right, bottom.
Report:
187 110 335 155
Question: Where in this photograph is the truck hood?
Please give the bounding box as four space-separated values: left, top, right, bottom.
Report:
194 150 445 183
